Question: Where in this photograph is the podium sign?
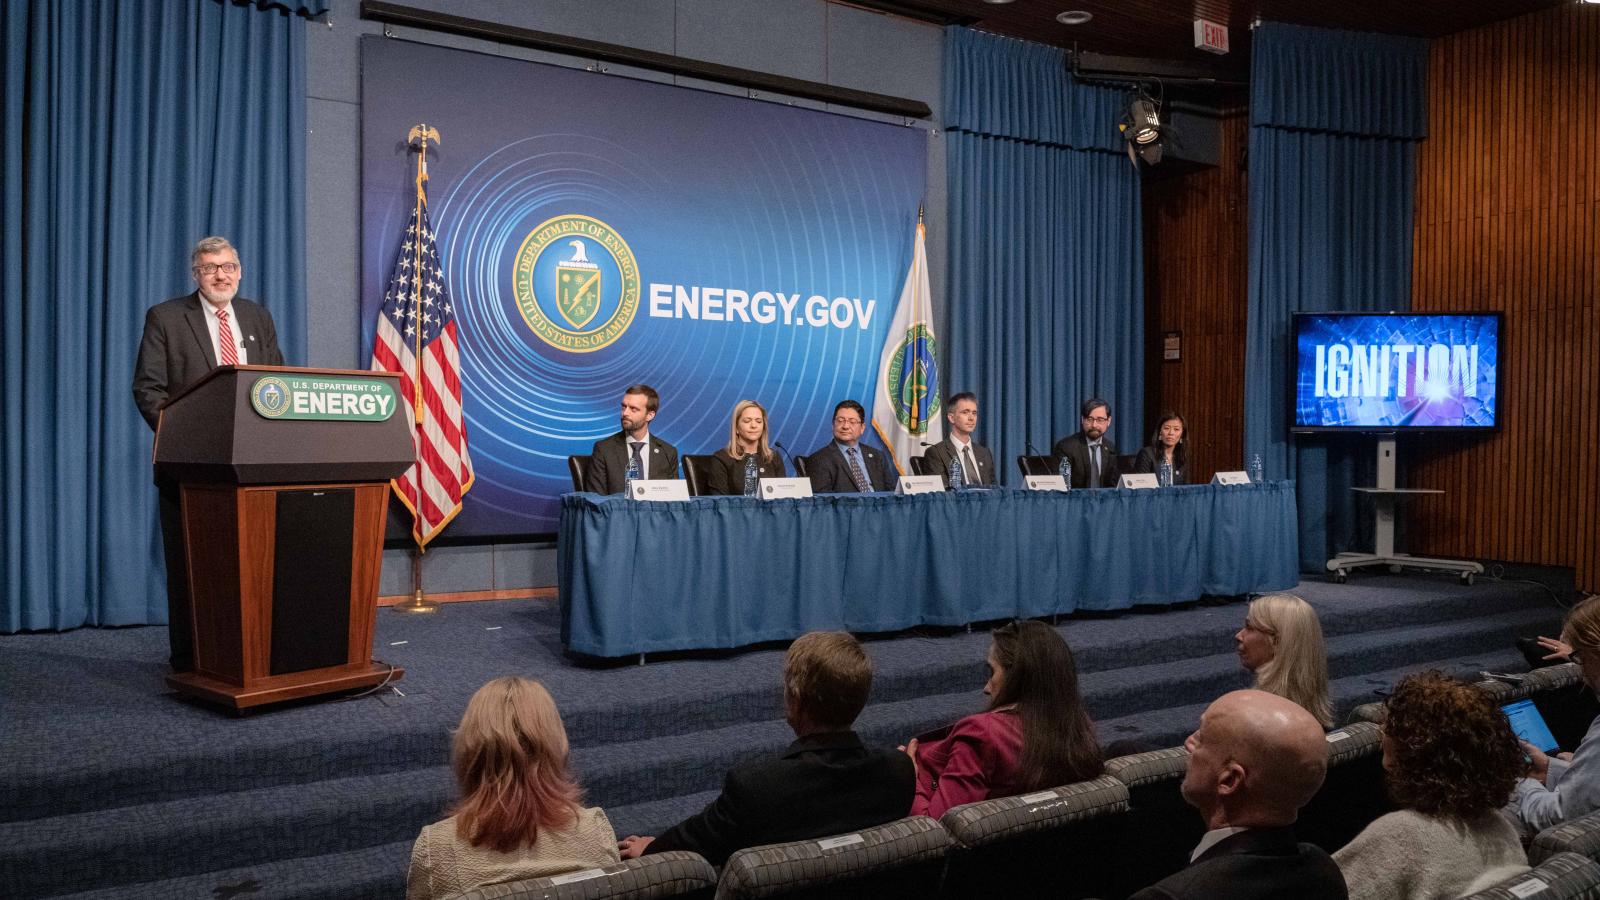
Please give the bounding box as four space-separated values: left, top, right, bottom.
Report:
155 365 413 710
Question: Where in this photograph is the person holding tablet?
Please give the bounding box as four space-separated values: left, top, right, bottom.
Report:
1333 671 1527 898
1510 595 1600 835
706 400 786 495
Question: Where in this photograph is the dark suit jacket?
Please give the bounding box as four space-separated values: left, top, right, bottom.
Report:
706 448 787 496
920 438 996 488
1133 446 1188 485
1050 432 1121 489
646 731 915 866
1128 827 1348 900
806 441 898 493
585 431 680 494
132 293 284 430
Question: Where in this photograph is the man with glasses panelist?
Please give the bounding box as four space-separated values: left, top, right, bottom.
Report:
132 236 283 673
1052 398 1121 489
805 400 897 494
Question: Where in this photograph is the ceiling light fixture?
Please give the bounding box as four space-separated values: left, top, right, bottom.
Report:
1057 10 1094 25
981 0 1017 5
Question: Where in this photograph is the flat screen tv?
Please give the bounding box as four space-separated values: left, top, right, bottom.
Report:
1291 311 1502 433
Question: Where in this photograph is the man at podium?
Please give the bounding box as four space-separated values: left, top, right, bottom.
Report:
131 236 284 672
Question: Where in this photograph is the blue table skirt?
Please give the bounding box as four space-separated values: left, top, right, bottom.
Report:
558 482 1299 658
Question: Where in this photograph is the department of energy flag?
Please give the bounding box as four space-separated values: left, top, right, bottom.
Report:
872 214 942 474
370 182 474 547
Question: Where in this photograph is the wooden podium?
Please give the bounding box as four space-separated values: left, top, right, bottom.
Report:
155 365 416 710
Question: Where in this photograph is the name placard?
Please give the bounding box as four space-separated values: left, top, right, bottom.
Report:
250 374 399 422
896 475 945 495
630 479 690 501
759 477 813 500
1024 475 1069 492
1211 471 1251 485
1119 473 1159 489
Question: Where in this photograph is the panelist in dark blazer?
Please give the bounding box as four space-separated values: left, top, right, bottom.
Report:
619 632 914 866
919 391 995 487
805 400 897 493
1051 397 1121 489
1129 690 1347 900
707 399 786 495
1132 411 1189 485
584 384 679 494
132 236 284 673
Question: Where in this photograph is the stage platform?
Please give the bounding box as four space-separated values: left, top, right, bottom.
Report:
0 573 1567 899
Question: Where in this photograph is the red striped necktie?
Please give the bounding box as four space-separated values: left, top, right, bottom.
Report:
217 309 238 366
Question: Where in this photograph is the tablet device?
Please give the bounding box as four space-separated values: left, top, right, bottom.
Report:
1503 698 1560 753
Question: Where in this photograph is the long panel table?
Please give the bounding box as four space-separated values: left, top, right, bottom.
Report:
558 481 1299 658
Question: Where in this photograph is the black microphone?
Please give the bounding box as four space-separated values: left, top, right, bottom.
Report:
772 441 795 470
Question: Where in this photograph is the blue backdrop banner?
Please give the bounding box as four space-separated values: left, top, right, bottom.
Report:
361 39 927 537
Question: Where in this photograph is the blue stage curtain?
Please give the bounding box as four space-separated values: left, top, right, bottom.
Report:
1 0 318 633
1243 22 1428 571
943 27 1144 475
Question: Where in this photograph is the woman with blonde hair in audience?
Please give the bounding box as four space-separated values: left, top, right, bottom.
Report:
1235 593 1334 729
903 620 1102 820
1510 594 1600 835
1334 670 1528 898
407 677 618 900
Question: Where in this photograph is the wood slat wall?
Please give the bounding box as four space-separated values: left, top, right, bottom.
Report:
1142 114 1250 484
1408 4 1600 592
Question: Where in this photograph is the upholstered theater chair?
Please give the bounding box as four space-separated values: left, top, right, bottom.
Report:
1104 746 1199 897
714 817 951 899
1458 852 1600 900
1295 721 1390 855
1533 810 1600 867
450 851 716 900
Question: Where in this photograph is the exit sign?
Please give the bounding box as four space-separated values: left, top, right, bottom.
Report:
1193 18 1229 55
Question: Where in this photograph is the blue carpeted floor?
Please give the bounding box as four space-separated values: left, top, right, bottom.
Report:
0 573 1565 899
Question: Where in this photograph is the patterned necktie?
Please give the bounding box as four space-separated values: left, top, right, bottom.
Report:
1090 443 1101 486
962 445 979 486
629 441 645 478
216 309 238 366
846 447 872 492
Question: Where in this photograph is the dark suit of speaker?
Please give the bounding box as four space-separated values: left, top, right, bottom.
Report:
646 731 915 866
921 438 996 487
806 441 897 493
1051 432 1121 489
1133 446 1188 485
584 432 680 494
1128 827 1348 900
132 292 283 672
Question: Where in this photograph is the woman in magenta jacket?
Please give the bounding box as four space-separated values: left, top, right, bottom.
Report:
903 620 1103 820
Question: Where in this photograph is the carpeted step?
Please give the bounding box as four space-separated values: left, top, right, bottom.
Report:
47 839 415 900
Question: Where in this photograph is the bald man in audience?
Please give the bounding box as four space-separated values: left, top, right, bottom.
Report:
1130 690 1348 900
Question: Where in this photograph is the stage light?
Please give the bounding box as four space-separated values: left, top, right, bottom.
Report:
1119 91 1164 165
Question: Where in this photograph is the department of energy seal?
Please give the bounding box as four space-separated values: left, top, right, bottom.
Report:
885 323 939 435
513 215 640 353
250 376 291 418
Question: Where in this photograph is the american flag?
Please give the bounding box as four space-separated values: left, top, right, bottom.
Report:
370 185 473 547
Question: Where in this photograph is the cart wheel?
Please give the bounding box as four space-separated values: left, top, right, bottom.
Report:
1333 571 1348 584
1460 572 1475 586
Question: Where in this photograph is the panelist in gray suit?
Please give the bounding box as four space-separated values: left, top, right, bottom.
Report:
920 391 995 487
132 236 284 672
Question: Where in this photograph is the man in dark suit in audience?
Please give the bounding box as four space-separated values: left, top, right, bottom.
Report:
584 383 680 494
920 391 995 487
805 399 897 493
1051 397 1121 489
619 631 914 866
132 236 284 672
1129 690 1348 900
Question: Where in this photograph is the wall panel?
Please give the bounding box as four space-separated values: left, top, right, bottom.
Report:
1409 4 1600 591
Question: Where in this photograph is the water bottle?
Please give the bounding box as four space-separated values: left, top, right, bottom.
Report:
1057 454 1073 491
743 453 760 497
625 455 642 496
1248 453 1264 484
948 454 965 491
1157 458 1172 488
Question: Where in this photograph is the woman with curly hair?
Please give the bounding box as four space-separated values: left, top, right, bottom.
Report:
1333 671 1528 899
1235 594 1334 729
407 677 619 900
1510 594 1600 835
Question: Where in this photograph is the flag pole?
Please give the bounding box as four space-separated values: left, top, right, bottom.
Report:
395 122 441 615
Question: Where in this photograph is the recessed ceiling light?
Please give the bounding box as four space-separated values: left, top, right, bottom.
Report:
1057 10 1094 25
981 0 1017 5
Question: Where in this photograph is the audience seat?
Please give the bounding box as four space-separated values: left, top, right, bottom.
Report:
568 455 593 492
450 851 717 900
1347 676 1517 727
714 816 950 900
1458 851 1600 900
938 775 1129 900
1105 746 1200 897
1534 810 1600 866
1296 722 1390 855
682 454 716 497
909 455 931 477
